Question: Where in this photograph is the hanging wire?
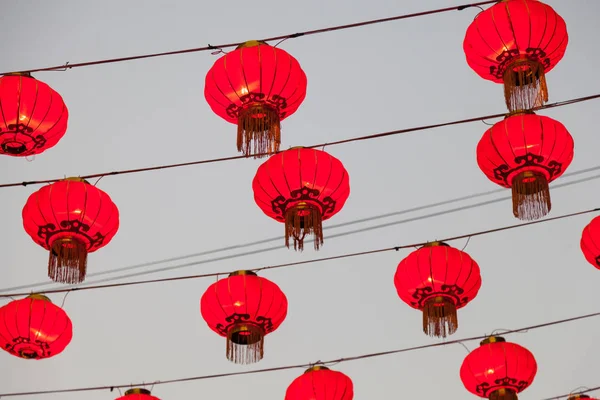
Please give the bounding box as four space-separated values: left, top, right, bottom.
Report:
461 236 472 251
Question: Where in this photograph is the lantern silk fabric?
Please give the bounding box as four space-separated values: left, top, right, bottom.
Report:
580 216 600 270
285 366 354 400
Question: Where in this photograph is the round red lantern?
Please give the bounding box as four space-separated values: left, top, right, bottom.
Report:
580 216 600 270
204 40 307 158
252 147 350 251
0 72 68 157
463 0 568 112
115 389 160 400
476 112 573 221
200 270 288 364
285 366 354 400
568 395 596 400
393 241 481 338
22 177 120 284
460 336 537 400
0 294 72 360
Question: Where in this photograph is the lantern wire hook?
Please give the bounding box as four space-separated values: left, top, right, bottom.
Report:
51 61 71 72
457 341 471 354
570 386 591 395
481 119 494 126
93 175 105 186
25 155 35 162
461 236 472 251
60 290 71 308
273 37 290 48
208 44 228 56
491 328 529 335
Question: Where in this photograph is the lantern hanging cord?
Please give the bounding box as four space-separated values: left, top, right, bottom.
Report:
0 91 597 190
0 1 498 76
0 310 597 398
0 206 596 299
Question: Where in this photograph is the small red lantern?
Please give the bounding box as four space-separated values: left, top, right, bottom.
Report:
115 388 160 400
200 270 288 364
252 147 350 251
22 177 120 284
568 395 596 400
394 241 481 338
0 73 68 156
204 40 307 158
0 294 72 360
460 336 537 400
580 216 600 270
476 112 573 221
463 0 568 112
285 366 354 400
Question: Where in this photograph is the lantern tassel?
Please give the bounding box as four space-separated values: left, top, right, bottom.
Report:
512 170 551 221
284 204 323 251
422 296 457 338
489 388 519 400
226 324 264 365
237 104 280 158
503 59 548 113
48 237 87 284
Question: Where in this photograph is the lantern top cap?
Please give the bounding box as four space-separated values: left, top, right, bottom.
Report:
504 110 536 120
27 293 51 302
3 71 32 78
62 177 91 184
480 335 506 346
421 241 450 248
305 365 330 373
236 40 269 49
124 388 151 396
567 395 591 400
228 270 257 277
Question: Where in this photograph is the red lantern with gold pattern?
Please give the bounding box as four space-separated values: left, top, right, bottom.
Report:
580 216 600 270
460 336 537 400
200 270 288 365
0 294 72 360
394 241 481 338
476 112 573 221
285 366 354 400
115 389 160 400
252 147 350 251
463 0 568 112
22 177 120 284
204 40 307 158
0 73 68 157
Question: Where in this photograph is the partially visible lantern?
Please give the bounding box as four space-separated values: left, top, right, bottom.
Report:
204 40 308 158
115 388 160 400
463 0 568 112
22 177 120 284
568 395 596 400
460 336 537 400
0 294 72 360
476 112 574 221
394 241 481 338
580 216 600 270
252 147 350 251
0 73 68 156
285 366 354 400
200 270 288 364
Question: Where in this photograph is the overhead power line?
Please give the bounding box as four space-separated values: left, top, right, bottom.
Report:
1 1 497 76
0 310 597 398
1 207 596 299
1 92 598 190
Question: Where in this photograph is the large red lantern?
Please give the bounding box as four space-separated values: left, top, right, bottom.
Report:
200 270 288 364
0 294 72 360
0 73 68 157
580 216 600 270
476 112 573 221
252 147 350 251
22 177 120 284
393 241 481 338
463 0 568 113
204 40 307 158
460 336 537 400
285 366 354 400
115 389 160 400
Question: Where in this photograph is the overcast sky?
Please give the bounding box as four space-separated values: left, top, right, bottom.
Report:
1 0 599 399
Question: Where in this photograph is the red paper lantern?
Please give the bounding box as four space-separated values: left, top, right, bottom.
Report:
200 270 288 364
463 0 568 112
460 336 537 400
204 40 307 158
285 366 354 400
568 396 596 400
476 112 573 221
252 147 350 251
22 177 120 284
393 241 481 338
0 73 68 156
115 389 160 400
0 294 72 360
580 216 600 270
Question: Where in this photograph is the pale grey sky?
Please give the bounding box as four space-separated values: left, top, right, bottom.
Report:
1 0 599 399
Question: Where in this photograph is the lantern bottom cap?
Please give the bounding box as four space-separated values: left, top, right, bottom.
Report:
237 103 280 158
422 296 458 338
489 388 518 400
511 170 551 221
284 204 323 251
226 323 265 365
